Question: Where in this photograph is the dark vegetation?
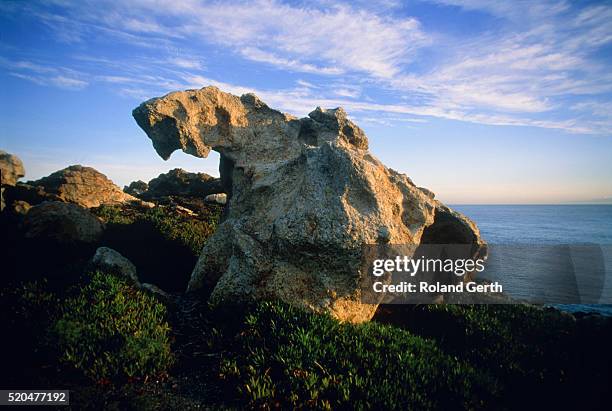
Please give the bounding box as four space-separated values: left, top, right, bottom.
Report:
1 201 611 410
53 271 174 381
92 203 221 291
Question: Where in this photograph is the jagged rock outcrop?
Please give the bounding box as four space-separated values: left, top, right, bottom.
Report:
24 201 104 244
1 150 26 211
29 165 139 208
143 168 223 199
133 86 486 323
124 169 224 214
124 180 148 197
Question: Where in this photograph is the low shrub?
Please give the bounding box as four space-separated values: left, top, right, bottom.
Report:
211 301 496 410
53 271 174 382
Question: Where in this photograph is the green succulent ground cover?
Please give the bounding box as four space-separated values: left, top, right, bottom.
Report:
1 203 611 410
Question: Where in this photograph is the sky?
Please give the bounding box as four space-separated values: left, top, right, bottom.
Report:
1 0 611 204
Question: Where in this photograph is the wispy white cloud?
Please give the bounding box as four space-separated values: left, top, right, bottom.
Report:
379 1 612 133
332 85 362 99
9 60 56 73
5 53 599 134
4 57 89 90
50 75 88 89
296 79 317 89
424 0 570 20
165 73 597 134
34 0 427 79
240 47 343 75
167 56 205 70
3 0 612 135
572 101 612 120
151 0 427 78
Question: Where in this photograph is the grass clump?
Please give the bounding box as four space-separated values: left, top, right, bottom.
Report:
53 271 174 382
212 301 496 410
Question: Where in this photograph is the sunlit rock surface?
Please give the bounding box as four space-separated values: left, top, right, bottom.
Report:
134 86 485 323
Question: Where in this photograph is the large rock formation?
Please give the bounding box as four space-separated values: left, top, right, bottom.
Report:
133 86 485 323
1 150 26 211
124 169 224 214
29 165 138 208
143 168 223 199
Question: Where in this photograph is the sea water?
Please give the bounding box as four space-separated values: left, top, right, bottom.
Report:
452 205 612 316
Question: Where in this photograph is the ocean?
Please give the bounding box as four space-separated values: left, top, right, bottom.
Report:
452 205 612 316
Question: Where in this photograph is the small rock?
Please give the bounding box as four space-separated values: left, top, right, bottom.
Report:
204 193 227 205
139 200 156 208
91 247 139 285
171 204 197 216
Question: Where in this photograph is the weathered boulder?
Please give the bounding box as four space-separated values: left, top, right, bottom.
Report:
124 180 148 197
1 150 26 211
24 201 104 244
29 165 139 208
133 86 486 323
91 247 139 285
143 168 223 199
0 150 25 186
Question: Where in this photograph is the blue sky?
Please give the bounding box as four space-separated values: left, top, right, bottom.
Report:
1 0 611 204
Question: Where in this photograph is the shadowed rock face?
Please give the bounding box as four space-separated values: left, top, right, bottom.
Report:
144 168 224 199
133 86 486 323
124 180 148 197
24 201 104 244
